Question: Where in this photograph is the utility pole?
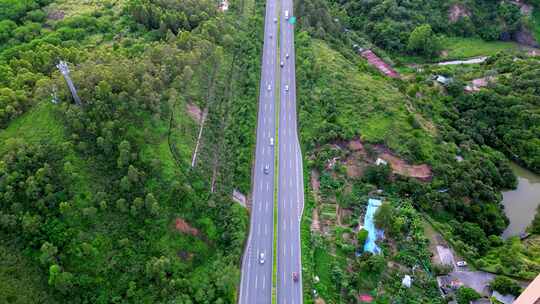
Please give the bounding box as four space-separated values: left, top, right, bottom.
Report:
56 61 82 106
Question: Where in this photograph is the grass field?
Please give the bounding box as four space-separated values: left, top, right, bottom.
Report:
0 100 102 204
397 36 520 64
441 37 519 59
0 101 65 155
139 101 198 183
299 39 437 163
313 246 338 302
44 0 125 20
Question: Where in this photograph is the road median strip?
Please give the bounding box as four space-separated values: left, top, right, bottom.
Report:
272 1 281 303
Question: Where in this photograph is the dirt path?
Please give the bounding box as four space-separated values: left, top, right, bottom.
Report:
310 170 322 233
186 103 203 123
191 107 208 167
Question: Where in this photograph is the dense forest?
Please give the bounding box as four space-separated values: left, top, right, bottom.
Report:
2 0 540 302
342 0 526 54
450 53 540 173
0 0 262 302
293 0 540 302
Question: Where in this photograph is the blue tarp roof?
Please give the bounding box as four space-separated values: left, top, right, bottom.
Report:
363 198 384 254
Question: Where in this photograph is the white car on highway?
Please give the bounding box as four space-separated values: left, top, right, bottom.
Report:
456 261 467 267
270 137 274 146
284 85 289 92
284 10 289 20
273 18 277 23
264 164 270 174
259 252 265 264
267 84 271 91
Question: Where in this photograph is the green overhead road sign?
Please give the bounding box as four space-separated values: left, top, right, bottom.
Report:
289 16 296 24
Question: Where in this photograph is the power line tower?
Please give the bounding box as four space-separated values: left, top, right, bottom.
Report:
56 61 82 106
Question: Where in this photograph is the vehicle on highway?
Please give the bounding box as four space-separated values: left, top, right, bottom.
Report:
264 164 270 174
269 33 272 39
284 85 289 92
270 137 274 146
284 10 289 20
456 261 467 267
280 61 284 67
267 84 271 91
259 252 265 264
292 272 298 282
273 18 277 23
285 53 289 59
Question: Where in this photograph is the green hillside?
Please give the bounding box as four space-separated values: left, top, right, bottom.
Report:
0 0 257 302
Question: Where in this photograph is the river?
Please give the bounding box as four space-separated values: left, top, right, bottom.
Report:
502 162 540 238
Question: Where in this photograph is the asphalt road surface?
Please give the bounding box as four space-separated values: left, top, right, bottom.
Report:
238 0 279 302
239 0 304 302
277 0 304 303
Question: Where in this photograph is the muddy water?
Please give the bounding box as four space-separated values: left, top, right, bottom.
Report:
502 163 540 238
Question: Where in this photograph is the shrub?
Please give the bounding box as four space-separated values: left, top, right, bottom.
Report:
432 263 452 276
407 24 441 57
358 229 368 247
490 276 521 296
456 287 481 304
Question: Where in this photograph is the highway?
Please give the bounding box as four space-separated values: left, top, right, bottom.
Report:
237 0 278 301
277 0 304 303
238 0 304 302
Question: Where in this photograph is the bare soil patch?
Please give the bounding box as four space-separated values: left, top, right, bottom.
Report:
379 152 432 181
315 298 326 304
311 169 321 195
311 207 321 233
465 76 493 93
449 4 470 22
528 49 540 56
515 26 540 48
345 155 364 178
511 0 533 15
186 103 203 123
440 50 449 58
48 10 65 20
336 204 342 226
174 218 199 236
232 189 247 207
177 250 194 261
348 138 363 151
319 138 433 181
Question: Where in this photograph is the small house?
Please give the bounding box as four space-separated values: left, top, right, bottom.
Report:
435 75 452 86
375 158 388 166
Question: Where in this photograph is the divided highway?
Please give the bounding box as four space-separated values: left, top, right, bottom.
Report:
277 0 304 302
239 0 304 302
238 0 278 302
